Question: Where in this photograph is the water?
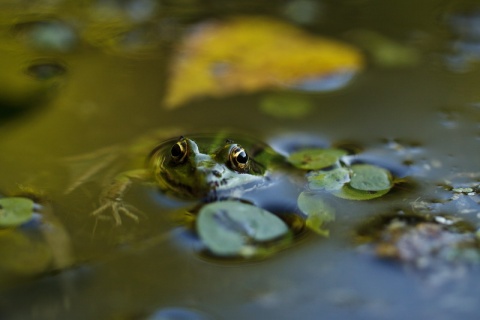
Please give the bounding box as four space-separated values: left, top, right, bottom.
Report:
1 0 480 319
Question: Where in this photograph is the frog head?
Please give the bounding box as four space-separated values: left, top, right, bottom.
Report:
149 136 275 199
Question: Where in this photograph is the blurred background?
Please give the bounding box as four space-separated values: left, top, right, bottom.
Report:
1 0 480 319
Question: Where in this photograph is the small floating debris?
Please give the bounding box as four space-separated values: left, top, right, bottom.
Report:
355 212 480 272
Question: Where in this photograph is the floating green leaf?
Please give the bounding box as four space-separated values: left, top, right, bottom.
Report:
0 197 35 228
287 148 347 170
197 201 290 257
332 184 390 201
349 164 393 191
307 167 351 191
297 192 335 236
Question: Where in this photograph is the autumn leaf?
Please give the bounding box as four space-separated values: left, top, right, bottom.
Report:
164 16 364 108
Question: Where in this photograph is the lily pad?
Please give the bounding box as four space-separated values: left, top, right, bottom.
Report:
349 164 393 191
197 201 289 257
287 148 347 170
0 197 35 228
297 191 335 236
307 167 351 191
332 184 390 201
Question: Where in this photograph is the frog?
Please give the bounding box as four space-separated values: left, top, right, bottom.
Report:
78 131 404 227
87 133 291 225
150 134 287 199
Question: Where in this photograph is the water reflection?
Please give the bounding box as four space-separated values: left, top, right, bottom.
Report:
0 57 66 121
11 19 78 52
355 211 480 285
282 0 323 25
444 4 480 72
0 1 480 319
145 307 213 320
26 59 67 80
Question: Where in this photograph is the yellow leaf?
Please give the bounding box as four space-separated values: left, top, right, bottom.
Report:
164 16 364 108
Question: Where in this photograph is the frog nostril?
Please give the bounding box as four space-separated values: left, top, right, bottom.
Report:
212 170 222 177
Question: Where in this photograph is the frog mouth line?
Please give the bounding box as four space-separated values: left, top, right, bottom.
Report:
158 171 227 199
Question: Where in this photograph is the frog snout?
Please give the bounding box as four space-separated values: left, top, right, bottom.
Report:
195 162 225 178
211 169 222 177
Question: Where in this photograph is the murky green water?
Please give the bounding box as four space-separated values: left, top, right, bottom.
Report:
1 0 480 319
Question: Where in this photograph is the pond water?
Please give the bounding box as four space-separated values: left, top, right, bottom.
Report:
1 0 480 319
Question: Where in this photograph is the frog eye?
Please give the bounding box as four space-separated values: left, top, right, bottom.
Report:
229 145 249 171
170 140 188 163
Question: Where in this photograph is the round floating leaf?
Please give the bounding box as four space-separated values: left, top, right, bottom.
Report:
197 201 289 257
332 184 390 201
287 148 347 170
349 164 393 191
0 197 35 228
297 192 335 236
307 167 351 191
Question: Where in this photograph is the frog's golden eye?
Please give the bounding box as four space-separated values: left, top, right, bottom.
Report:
229 145 249 171
170 140 188 163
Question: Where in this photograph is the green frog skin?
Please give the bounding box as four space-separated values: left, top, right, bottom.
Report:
91 133 287 225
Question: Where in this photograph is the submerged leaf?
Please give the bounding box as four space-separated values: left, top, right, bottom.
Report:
347 29 420 67
307 167 351 191
165 16 364 108
287 148 347 170
259 93 313 119
197 201 289 257
297 192 335 236
0 197 35 228
349 164 393 192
